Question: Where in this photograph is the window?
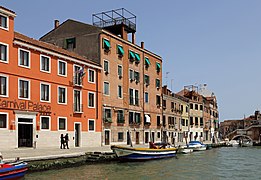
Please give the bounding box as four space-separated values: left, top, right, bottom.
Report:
117 110 124 123
58 117 66 130
144 75 150 86
0 43 7 62
163 116 166 126
157 132 160 138
190 103 193 110
88 92 95 108
129 50 135 61
118 85 122 98
156 79 160 88
135 112 141 124
134 53 140 63
181 119 185 126
156 62 161 72
162 100 166 109
195 117 199 125
134 71 140 82
104 60 109 73
104 82 109 95
58 60 67 76
58 86 66 104
195 104 198 110
66 38 76 50
171 102 174 109
41 83 50 102
88 69 95 83
129 89 134 105
88 119 95 131
157 116 161 126
129 69 134 81
200 118 204 126
40 55 50 73
145 57 150 67
118 132 124 141
118 65 122 77
74 89 82 112
73 65 83 86
129 112 134 124
144 92 149 103
104 108 112 123
117 45 124 56
103 39 110 51
135 90 139 106
0 14 8 29
0 113 7 129
190 117 193 126
41 116 50 130
19 49 30 68
19 79 30 99
156 95 161 106
0 75 7 97
200 105 203 111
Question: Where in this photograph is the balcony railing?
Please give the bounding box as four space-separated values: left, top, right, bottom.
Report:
73 74 82 86
104 118 112 123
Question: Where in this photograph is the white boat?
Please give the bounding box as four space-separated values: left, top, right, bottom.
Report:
177 147 193 154
228 140 239 147
187 141 207 151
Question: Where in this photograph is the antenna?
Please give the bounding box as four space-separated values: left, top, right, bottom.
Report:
165 72 170 86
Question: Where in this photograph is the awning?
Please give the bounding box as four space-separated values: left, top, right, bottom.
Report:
118 45 124 55
214 120 219 122
145 57 151 66
145 114 151 123
134 53 140 61
103 39 110 49
156 62 161 69
129 50 135 59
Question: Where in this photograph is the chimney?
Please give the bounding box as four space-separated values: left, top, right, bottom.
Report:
54 20 59 29
132 32 136 44
141 42 144 49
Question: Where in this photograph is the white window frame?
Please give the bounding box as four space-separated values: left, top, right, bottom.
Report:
88 119 95 132
57 85 67 105
40 116 51 131
118 65 123 77
73 89 82 113
0 42 8 63
103 81 110 96
129 69 134 81
88 91 95 108
40 82 51 103
57 59 67 77
40 54 51 73
118 85 123 99
0 112 8 130
88 68 95 83
57 117 67 131
0 74 8 97
18 48 30 68
104 59 109 73
0 13 9 31
18 78 30 100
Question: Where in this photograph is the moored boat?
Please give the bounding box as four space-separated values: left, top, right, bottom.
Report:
0 161 28 180
187 141 207 151
177 146 193 154
111 144 177 161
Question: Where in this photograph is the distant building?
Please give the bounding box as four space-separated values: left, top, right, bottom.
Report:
40 9 163 146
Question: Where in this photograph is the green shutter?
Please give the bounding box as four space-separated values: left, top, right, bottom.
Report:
145 57 151 66
156 62 161 72
129 50 135 59
103 39 111 49
117 45 124 55
134 53 140 61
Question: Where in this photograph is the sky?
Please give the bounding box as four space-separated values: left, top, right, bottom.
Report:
2 0 261 121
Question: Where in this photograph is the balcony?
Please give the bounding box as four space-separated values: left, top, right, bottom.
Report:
74 103 83 113
73 74 82 86
104 118 112 123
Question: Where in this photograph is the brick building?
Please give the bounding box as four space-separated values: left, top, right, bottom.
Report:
0 6 102 149
40 9 163 146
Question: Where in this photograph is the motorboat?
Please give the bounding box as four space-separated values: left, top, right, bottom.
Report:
227 140 239 147
177 146 193 154
187 141 207 151
0 161 28 179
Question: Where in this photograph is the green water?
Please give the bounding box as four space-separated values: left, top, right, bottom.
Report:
25 147 261 180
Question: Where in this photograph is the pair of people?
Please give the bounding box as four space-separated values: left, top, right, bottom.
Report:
60 133 69 149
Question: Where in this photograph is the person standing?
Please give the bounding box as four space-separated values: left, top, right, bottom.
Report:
60 134 65 149
64 133 69 149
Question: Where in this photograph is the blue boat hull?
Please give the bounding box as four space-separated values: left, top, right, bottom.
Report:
0 162 28 180
119 152 176 161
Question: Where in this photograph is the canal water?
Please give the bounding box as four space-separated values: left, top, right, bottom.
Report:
25 147 261 180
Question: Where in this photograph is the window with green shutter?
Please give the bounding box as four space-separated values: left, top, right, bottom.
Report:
144 75 150 86
156 62 161 72
103 39 111 51
156 79 160 88
117 45 124 56
134 53 140 63
129 50 135 61
145 57 150 67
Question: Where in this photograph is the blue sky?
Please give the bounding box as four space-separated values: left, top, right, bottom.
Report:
2 0 261 121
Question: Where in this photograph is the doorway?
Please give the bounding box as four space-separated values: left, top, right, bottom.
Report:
18 118 33 147
127 131 131 145
74 123 81 147
105 130 110 145
145 132 149 143
136 132 139 144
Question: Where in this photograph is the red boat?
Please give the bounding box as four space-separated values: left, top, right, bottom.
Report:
0 161 28 180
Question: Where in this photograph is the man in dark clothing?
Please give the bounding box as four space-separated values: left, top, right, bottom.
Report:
64 133 69 149
60 134 65 149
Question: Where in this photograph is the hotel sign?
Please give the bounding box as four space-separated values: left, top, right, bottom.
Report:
0 99 51 114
